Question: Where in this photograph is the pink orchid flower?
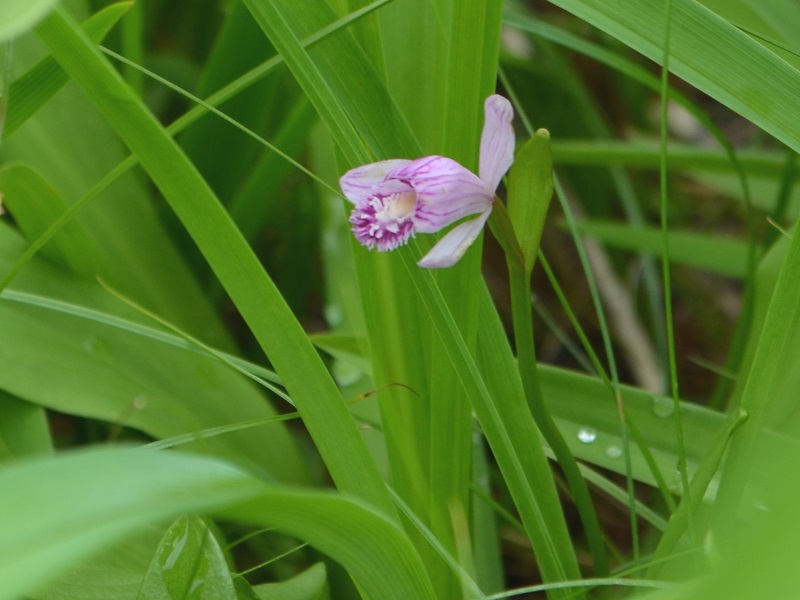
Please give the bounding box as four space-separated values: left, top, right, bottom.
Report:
339 95 515 268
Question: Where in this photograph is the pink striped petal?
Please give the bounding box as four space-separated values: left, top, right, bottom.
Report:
478 95 515 192
391 156 493 233
416 209 492 268
339 159 411 205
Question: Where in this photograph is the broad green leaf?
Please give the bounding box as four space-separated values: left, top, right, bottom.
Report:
220 490 435 600
700 0 800 70
0 222 307 482
252 563 327 600
0 448 434 600
0 0 61 41
542 365 720 492
647 437 800 600
0 448 264 600
716 224 800 532
572 220 751 278
36 526 164 600
137 516 236 600
377 0 443 148
440 0 505 166
0 390 51 460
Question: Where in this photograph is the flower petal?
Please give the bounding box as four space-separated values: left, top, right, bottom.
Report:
339 159 411 205
391 156 492 233
416 209 492 268
478 95 515 192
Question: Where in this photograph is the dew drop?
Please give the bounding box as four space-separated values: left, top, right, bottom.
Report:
652 396 675 418
604 445 623 459
577 427 597 444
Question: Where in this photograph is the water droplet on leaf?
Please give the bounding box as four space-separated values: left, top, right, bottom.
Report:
652 396 675 418
577 427 597 443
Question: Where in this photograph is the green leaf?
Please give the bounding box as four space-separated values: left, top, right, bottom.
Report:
0 448 434 600
5 2 131 136
220 491 435 600
472 286 581 590
0 164 100 274
541 364 721 491
0 0 61 41
545 0 800 154
251 563 327 600
36 526 164 600
0 222 307 482
0 448 263 600
0 390 51 460
549 139 785 176
572 219 751 278
507 129 554 272
662 437 800 599
0 447 433 600
716 224 800 532
137 516 237 600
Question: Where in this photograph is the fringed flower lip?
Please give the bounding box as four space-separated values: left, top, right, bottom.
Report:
339 94 515 268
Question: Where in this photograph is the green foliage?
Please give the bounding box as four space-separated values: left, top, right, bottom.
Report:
1 0 799 598
137 516 238 600
508 129 554 272
0 0 60 42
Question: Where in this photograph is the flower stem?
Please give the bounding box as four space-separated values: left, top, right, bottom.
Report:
490 206 609 578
